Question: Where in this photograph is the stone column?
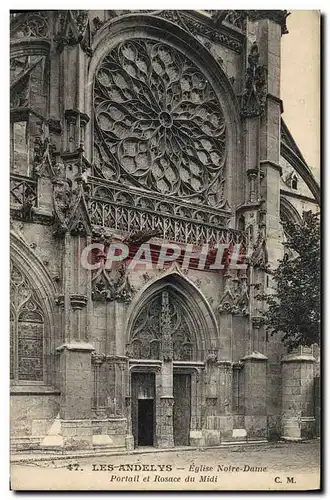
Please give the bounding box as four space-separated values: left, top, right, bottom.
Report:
281 348 316 440
242 351 268 440
157 291 174 448
47 13 94 451
158 396 174 448
124 353 134 450
215 360 233 442
57 343 94 449
215 270 235 442
92 353 106 416
125 396 134 450
218 270 234 360
55 230 94 450
255 18 284 269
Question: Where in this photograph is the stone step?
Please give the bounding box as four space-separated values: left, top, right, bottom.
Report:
11 439 41 452
93 446 125 453
11 440 271 464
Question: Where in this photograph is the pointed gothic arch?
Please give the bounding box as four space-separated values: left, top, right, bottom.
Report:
10 230 58 386
126 270 218 362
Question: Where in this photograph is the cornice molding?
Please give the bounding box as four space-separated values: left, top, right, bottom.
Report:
247 10 290 35
267 93 284 114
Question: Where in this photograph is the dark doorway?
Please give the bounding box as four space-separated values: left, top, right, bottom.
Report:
131 372 155 447
173 373 191 446
138 399 154 446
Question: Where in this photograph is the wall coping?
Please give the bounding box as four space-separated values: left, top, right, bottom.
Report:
281 354 316 363
241 351 268 362
56 342 95 352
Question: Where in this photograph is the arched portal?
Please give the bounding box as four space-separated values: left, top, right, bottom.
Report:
126 271 217 448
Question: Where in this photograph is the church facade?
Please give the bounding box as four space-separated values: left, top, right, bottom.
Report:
10 10 320 453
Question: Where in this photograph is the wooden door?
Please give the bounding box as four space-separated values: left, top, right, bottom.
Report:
173 374 191 446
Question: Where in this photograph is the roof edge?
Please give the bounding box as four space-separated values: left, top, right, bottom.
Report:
280 118 320 204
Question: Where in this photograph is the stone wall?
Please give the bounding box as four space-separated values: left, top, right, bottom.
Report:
10 394 60 437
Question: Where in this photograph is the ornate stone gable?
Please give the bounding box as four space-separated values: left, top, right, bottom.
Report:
92 264 134 303
52 149 92 238
93 39 227 209
54 10 92 56
90 11 245 53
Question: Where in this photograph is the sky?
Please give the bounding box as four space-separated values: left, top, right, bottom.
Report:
281 10 320 179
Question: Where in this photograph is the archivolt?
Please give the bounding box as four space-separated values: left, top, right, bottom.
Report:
126 270 219 360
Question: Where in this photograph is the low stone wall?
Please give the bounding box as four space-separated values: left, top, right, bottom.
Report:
10 393 60 438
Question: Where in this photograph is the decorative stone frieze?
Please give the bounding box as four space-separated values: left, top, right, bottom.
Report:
89 179 241 247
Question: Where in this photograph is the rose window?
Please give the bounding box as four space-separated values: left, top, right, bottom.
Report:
94 39 227 205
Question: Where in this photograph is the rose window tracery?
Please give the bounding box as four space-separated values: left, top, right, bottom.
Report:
94 39 227 206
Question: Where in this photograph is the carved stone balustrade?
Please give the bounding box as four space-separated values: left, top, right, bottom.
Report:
89 179 246 247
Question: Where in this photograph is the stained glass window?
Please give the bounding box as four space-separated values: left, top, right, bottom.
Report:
10 262 44 383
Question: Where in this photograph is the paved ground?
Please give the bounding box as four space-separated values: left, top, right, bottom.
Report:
10 441 320 491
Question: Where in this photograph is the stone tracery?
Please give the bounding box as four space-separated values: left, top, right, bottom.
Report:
129 290 195 361
94 39 227 207
10 261 44 382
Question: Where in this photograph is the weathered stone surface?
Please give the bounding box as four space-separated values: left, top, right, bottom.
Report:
9 9 320 453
